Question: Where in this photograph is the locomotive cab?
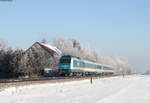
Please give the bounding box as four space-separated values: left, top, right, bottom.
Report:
59 56 72 75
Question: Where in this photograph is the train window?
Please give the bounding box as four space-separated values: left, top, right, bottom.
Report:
85 62 88 68
60 59 71 64
85 62 89 68
88 63 91 68
93 64 95 68
97 65 102 69
73 60 78 67
91 64 94 68
94 64 96 68
88 63 93 68
80 61 85 67
102 66 105 69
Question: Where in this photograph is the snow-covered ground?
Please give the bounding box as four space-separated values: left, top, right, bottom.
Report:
0 75 150 103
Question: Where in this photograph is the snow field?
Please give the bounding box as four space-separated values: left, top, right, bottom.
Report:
0 75 150 103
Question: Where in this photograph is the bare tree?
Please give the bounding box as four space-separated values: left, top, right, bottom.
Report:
0 38 132 78
52 37 132 75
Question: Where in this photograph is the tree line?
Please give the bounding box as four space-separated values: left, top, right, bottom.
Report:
0 38 132 78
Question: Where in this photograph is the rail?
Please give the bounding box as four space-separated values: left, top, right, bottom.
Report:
0 75 118 84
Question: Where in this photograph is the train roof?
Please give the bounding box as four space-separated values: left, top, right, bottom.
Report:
68 55 113 68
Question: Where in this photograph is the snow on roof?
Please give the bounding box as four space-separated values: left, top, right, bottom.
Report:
38 42 62 55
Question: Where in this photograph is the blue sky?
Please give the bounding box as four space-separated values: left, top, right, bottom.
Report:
0 0 150 73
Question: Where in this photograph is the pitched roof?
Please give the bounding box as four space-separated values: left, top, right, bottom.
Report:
38 42 62 55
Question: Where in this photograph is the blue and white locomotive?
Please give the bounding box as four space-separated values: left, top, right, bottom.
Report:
59 55 114 76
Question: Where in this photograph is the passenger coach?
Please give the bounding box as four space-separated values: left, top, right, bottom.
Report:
59 55 114 76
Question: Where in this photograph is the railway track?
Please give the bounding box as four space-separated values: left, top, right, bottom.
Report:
0 75 117 83
0 75 119 91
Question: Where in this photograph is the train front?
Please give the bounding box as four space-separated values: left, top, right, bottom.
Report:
59 56 72 76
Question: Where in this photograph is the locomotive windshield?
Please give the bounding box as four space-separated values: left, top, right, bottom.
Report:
60 58 71 64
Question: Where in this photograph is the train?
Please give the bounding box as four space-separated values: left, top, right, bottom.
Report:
58 55 114 76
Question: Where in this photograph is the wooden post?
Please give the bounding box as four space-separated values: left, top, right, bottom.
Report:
90 76 93 84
